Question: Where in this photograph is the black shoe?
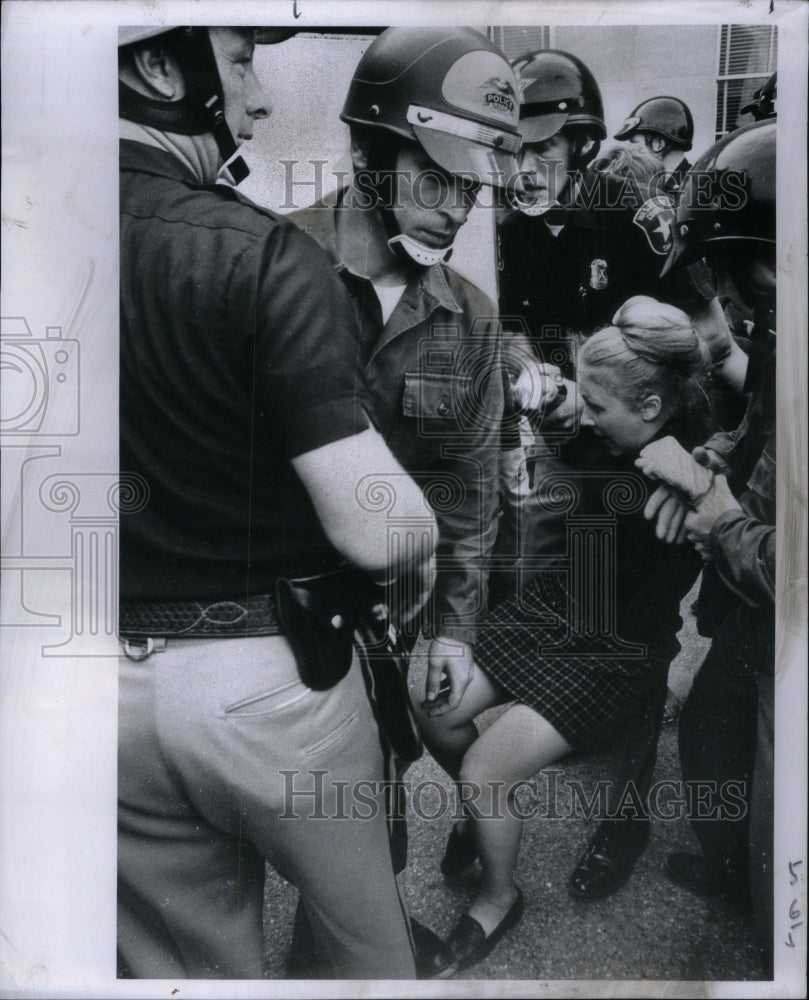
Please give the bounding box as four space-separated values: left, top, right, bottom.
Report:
440 821 478 878
410 918 453 980
427 888 525 977
665 852 751 914
568 819 650 902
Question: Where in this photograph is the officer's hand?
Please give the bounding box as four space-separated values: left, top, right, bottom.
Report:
538 378 579 433
684 474 742 553
510 360 565 413
422 638 474 717
690 297 733 366
692 445 730 476
644 484 689 544
392 555 437 627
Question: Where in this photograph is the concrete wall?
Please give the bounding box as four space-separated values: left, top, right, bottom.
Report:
553 25 720 160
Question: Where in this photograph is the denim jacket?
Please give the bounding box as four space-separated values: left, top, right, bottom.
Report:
291 193 504 644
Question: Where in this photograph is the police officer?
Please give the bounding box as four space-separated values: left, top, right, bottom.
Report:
649 120 776 970
499 51 689 435
292 26 520 723
117 25 436 979
614 95 695 192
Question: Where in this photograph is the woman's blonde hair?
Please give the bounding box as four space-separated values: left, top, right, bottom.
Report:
579 296 712 446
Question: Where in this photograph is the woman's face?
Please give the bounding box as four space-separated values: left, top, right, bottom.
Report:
578 364 660 456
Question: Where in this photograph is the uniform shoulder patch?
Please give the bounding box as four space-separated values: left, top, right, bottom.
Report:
632 195 675 256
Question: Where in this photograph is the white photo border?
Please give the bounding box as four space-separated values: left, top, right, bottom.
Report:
1 1 806 998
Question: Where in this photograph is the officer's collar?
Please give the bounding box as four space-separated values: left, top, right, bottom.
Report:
120 137 205 187
324 187 462 315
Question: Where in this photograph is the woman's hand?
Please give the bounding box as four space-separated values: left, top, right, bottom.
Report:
422 637 474 717
643 484 689 544
635 436 714 502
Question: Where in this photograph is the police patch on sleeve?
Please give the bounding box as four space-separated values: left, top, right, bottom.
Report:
633 196 675 256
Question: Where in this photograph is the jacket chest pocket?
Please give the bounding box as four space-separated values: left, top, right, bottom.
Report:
402 372 472 425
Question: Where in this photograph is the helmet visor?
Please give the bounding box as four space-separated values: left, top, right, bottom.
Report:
407 105 521 188
614 116 642 141
519 112 570 144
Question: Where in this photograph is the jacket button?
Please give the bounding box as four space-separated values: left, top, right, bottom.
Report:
437 401 450 416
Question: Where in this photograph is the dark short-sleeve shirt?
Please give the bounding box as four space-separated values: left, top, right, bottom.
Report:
119 140 372 602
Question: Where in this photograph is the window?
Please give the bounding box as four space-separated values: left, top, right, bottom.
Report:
489 26 552 61
716 24 777 138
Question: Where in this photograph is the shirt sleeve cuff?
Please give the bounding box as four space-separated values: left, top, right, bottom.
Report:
285 395 372 458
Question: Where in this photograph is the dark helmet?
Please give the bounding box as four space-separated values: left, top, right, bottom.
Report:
340 28 522 186
118 26 296 182
741 72 777 121
662 120 775 276
614 96 694 150
511 49 606 144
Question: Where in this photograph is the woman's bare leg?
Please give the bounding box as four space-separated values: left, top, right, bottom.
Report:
459 704 572 933
412 661 507 780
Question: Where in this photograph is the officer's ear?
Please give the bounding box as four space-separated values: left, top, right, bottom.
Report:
129 41 186 101
580 138 595 158
648 135 667 156
350 136 372 172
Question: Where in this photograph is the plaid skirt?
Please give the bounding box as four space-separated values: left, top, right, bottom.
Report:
475 571 669 752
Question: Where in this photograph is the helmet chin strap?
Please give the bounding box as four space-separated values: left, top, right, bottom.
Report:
512 196 553 218
387 233 454 267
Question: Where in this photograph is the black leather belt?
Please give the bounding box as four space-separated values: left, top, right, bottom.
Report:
119 593 282 639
